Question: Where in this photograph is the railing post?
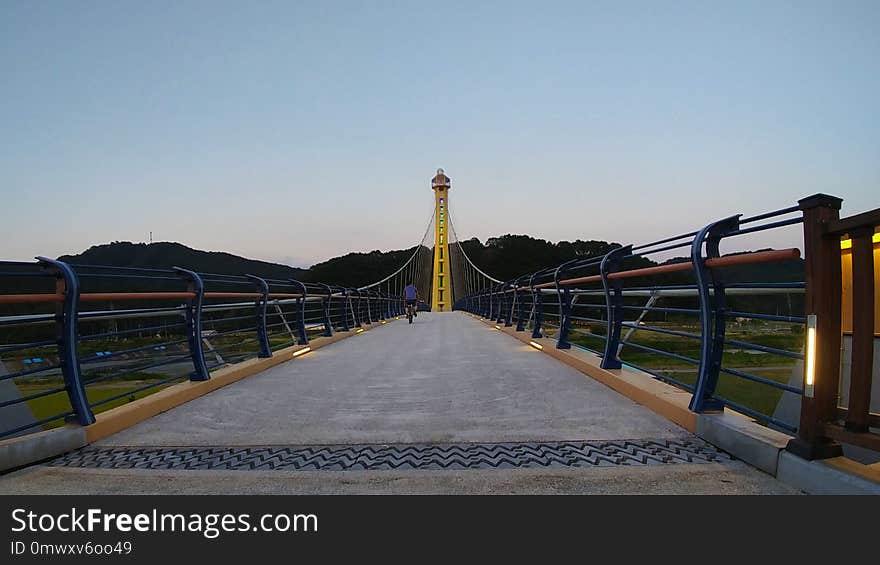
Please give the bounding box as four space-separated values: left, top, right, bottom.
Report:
486 289 493 319
554 260 579 350
688 215 740 413
316 283 333 337
846 226 874 432
36 257 95 425
351 289 362 328
515 286 527 331
246 275 272 358
339 288 351 332
531 279 544 339
172 267 211 381
364 290 373 324
787 194 844 460
600 245 632 370
377 291 385 321
504 282 515 327
288 279 309 345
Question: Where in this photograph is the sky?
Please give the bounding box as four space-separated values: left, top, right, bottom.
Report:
1 1 878 268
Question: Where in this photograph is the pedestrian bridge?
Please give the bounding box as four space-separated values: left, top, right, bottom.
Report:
1 312 795 494
1 174 878 494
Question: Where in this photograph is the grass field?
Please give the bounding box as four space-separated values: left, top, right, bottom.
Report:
563 321 801 419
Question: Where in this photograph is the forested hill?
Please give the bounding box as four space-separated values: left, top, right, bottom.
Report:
58 242 307 281
56 236 805 288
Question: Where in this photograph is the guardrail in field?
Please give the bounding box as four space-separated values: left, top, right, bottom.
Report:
0 263 406 440
454 194 879 458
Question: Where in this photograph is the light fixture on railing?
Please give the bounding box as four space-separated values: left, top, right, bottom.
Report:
292 346 311 358
494 325 501 330
356 328 365 334
840 232 880 250
529 341 544 351
804 314 817 398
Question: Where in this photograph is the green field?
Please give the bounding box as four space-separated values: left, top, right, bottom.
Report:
563 321 801 419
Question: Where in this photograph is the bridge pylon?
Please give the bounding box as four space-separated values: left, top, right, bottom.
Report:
431 168 451 311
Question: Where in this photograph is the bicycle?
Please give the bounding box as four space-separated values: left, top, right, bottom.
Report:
406 301 417 324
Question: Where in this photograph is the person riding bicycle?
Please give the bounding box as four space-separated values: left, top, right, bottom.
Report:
403 282 418 323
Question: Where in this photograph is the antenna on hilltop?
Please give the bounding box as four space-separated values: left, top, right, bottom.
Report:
149 231 153 244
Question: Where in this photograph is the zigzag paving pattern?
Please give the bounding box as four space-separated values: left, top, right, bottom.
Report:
51 439 728 471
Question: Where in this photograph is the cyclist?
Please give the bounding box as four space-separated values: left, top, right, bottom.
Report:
403 282 418 323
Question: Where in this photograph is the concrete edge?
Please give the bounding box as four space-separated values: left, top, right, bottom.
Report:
462 312 879 494
696 411 789 476
0 319 399 471
777 451 880 494
0 425 87 473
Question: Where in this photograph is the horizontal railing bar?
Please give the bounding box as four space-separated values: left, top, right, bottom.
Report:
621 340 701 365
631 231 700 252
739 205 801 224
82 354 193 385
725 311 805 324
620 360 695 392
0 340 57 353
203 313 261 325
71 264 177 274
0 411 75 440
89 374 188 409
726 217 803 237
0 363 64 382
723 338 803 360
621 305 701 315
569 327 607 341
80 338 190 363
0 385 69 408
79 321 188 341
77 273 183 282
713 395 797 433
719 366 804 395
524 249 800 291
825 207 880 236
620 323 702 340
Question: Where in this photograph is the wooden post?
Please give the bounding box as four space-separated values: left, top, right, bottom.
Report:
845 227 874 432
786 194 844 460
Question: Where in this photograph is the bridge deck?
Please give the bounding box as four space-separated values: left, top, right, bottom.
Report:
99 312 686 446
0 313 796 493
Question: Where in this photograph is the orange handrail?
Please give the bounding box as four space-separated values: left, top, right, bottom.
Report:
518 248 801 292
0 291 397 305
0 293 64 304
80 292 197 302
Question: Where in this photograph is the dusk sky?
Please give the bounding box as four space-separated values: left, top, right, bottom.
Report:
2 1 878 268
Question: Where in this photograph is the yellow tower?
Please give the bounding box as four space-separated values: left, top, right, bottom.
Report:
431 168 451 311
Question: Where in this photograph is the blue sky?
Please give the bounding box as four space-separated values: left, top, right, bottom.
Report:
1 1 877 267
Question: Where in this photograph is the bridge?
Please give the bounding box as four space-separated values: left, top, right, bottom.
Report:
0 170 878 494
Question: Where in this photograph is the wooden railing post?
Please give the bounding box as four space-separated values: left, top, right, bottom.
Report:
786 194 844 460
845 227 875 432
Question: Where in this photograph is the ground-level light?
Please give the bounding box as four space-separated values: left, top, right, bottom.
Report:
292 346 311 358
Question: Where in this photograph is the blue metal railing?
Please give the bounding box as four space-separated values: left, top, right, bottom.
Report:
454 201 811 433
0 262 404 440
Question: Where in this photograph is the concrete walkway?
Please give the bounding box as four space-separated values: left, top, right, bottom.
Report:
0 313 797 494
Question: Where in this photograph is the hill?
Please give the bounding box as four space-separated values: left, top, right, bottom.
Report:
58 242 307 281
54 237 805 296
